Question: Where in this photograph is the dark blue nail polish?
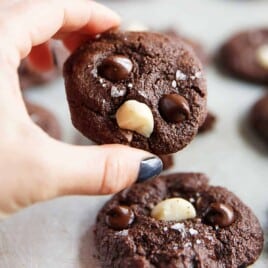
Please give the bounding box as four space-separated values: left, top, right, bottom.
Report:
137 157 163 183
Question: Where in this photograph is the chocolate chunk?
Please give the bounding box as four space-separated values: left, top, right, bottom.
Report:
159 94 190 123
98 55 133 82
105 205 134 230
205 202 235 228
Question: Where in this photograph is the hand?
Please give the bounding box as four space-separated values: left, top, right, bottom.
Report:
0 0 162 219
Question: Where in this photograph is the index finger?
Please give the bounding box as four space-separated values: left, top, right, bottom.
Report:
0 0 120 65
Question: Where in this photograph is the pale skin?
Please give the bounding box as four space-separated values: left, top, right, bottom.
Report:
0 0 154 219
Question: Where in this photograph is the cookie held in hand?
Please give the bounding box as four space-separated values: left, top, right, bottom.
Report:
64 31 207 154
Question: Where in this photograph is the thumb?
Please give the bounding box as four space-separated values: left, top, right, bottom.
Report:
41 137 163 198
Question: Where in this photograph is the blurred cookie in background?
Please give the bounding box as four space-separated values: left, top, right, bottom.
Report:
198 111 217 134
19 40 69 90
158 154 174 170
218 28 268 84
25 100 62 140
250 93 268 144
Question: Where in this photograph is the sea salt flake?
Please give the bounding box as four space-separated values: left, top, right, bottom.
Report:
163 227 168 232
91 68 98 78
99 78 104 84
116 230 129 236
128 83 133 88
189 228 198 236
196 239 202 244
176 70 187 81
170 223 186 237
172 80 177 88
184 242 192 248
138 90 147 98
195 71 202 78
111 86 126 97
189 198 195 203
190 71 202 80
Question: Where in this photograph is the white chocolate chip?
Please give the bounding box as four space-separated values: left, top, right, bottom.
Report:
116 100 154 138
256 44 268 69
151 198 196 222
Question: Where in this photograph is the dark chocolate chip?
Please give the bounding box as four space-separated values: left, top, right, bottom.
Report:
98 55 133 82
159 94 190 123
205 202 235 228
106 205 135 230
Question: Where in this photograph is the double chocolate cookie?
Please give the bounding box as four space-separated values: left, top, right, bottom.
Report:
198 112 217 134
64 31 207 154
219 28 268 83
250 94 268 143
18 59 59 90
164 29 209 66
19 41 69 90
95 173 263 267
25 101 61 140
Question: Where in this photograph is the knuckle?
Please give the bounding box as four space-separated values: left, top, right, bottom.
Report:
100 154 126 195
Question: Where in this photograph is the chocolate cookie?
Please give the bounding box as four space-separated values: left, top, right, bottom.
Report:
64 31 207 154
25 101 61 140
18 59 59 90
198 112 216 134
164 29 209 66
219 28 268 83
95 173 263 267
158 155 174 170
250 94 268 143
19 41 69 90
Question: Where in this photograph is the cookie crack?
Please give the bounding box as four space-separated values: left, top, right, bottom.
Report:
191 86 205 98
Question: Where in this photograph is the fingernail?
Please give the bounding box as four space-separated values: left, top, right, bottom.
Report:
137 157 163 183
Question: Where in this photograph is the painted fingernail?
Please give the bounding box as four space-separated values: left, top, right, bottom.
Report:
137 157 163 183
